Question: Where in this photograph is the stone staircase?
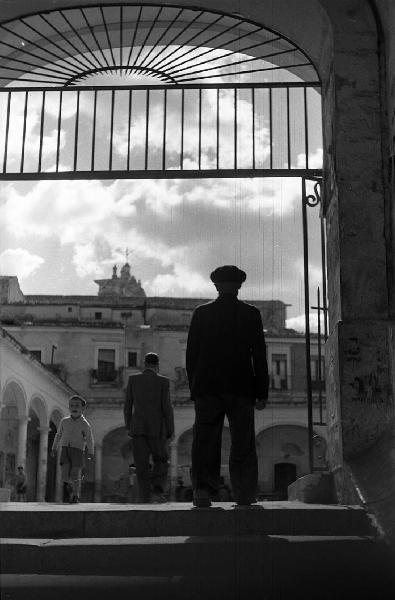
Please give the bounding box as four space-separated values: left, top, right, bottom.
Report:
1 501 394 600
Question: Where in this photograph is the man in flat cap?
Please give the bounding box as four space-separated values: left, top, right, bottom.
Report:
124 352 174 503
186 265 269 507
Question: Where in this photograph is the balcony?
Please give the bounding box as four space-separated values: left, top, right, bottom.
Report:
270 375 291 391
90 367 123 388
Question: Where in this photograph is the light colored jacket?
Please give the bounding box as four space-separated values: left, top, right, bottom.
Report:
52 415 94 454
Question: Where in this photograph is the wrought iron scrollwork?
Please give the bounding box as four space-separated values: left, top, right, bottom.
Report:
305 181 322 207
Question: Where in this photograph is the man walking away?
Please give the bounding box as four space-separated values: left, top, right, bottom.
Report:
186 265 269 508
124 352 174 503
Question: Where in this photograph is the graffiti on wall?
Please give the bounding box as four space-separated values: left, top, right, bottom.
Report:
341 325 393 459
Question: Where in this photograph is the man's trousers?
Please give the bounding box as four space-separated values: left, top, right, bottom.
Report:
191 394 258 503
132 435 169 502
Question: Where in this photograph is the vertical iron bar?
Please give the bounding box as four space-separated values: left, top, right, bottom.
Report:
38 90 46 173
302 177 314 473
80 8 110 69
91 89 97 171
180 88 184 170
100 6 116 67
304 87 309 170
320 214 328 341
234 88 237 170
162 89 167 171
20 91 28 173
198 88 202 170
317 287 323 425
120 5 123 70
131 6 163 71
145 90 150 170
287 86 291 169
73 90 80 172
56 91 63 173
127 89 132 171
2 92 10 173
126 5 143 71
109 89 115 171
216 88 219 170
252 88 255 170
269 87 273 170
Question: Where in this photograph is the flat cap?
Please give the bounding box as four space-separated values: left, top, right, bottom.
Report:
69 394 87 407
210 265 247 284
145 352 159 365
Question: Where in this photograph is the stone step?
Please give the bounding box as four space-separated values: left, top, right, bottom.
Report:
2 535 394 600
0 501 376 538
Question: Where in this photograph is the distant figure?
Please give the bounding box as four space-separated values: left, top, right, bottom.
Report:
51 395 94 504
186 265 269 508
15 465 27 501
128 463 138 503
124 352 174 503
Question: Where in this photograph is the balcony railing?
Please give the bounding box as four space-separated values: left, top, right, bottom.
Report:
90 367 123 387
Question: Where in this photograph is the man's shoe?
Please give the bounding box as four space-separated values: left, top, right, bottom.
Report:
193 489 212 508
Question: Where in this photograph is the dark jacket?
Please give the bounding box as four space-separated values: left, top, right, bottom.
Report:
124 369 174 438
186 294 269 400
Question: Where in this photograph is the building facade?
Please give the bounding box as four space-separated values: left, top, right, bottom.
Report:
0 266 326 502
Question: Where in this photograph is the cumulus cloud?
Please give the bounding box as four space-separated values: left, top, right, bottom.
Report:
286 312 326 334
0 248 44 280
0 172 323 307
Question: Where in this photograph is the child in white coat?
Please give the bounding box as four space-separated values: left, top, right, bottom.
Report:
51 395 94 503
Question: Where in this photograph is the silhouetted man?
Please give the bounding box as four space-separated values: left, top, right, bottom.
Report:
186 265 269 507
124 352 174 503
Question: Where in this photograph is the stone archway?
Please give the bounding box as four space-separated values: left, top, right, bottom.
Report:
102 426 134 502
256 425 327 498
0 0 391 532
177 425 232 489
0 381 27 498
26 407 40 501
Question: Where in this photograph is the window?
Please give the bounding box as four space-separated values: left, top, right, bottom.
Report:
128 351 138 368
271 354 288 390
68 306 72 313
30 350 42 361
97 348 116 381
95 312 102 320
311 357 325 384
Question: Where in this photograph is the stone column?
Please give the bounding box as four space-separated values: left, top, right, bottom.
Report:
94 444 102 502
36 426 50 502
319 2 394 510
16 416 29 469
169 440 178 500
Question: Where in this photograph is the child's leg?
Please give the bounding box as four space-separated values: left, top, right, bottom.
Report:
69 465 82 499
61 462 71 484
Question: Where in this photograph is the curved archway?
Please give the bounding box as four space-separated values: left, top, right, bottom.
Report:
177 425 231 488
26 405 40 500
0 3 321 87
1 380 27 416
29 395 48 426
0 381 27 496
256 424 327 498
45 408 65 502
102 426 134 502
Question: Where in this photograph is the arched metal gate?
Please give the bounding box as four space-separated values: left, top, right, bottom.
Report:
0 3 326 472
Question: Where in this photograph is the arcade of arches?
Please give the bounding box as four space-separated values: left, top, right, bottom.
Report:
0 0 394 545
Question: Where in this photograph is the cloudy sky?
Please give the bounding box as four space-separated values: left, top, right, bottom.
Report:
0 85 323 332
